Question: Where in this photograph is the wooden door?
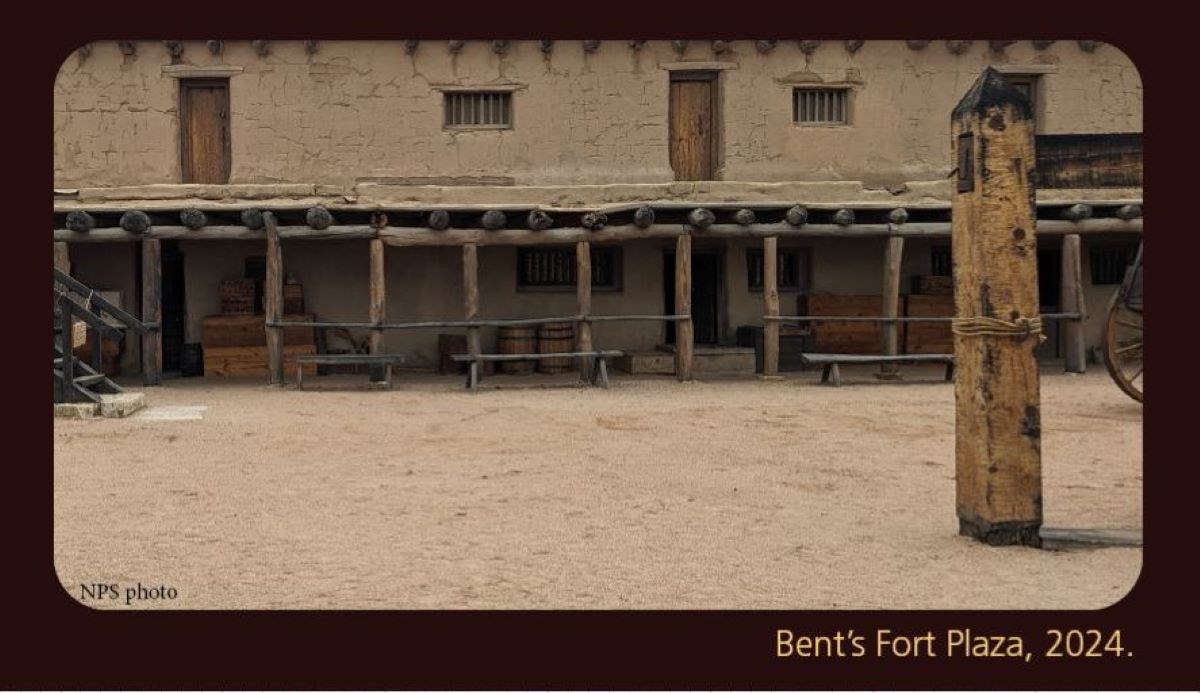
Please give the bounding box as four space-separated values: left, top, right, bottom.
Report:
180 79 230 184
669 73 716 181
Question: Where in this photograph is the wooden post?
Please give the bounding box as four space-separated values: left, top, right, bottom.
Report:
1061 234 1087 373
140 238 162 386
463 243 481 385
675 234 693 381
53 242 71 275
368 237 386 382
264 212 284 385
576 240 594 382
58 296 74 402
951 68 1043 547
878 234 905 379
762 236 780 377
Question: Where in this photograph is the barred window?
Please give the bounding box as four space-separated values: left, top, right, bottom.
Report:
747 248 809 291
444 91 512 129
793 88 849 125
1090 243 1138 285
931 245 952 277
518 247 621 290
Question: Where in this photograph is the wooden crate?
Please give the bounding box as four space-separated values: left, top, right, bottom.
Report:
807 294 883 354
904 294 955 354
220 279 256 314
911 275 954 296
203 344 318 377
201 313 315 348
283 282 304 315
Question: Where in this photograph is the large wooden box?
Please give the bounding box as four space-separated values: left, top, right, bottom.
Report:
904 294 955 354
219 279 256 314
201 314 315 348
807 294 883 354
203 344 318 377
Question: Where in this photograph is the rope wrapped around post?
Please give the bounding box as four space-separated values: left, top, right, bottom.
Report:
951 315 1046 343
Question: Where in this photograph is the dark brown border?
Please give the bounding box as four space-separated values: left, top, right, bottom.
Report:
10 3 1194 689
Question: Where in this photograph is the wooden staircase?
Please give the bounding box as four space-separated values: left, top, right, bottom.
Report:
53 268 153 404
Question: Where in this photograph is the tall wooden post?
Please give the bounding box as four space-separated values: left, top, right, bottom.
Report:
675 234 693 381
576 241 594 381
951 67 1043 547
141 238 162 386
878 234 905 379
264 211 284 386
1060 234 1087 373
53 242 71 275
463 243 481 383
762 236 780 377
368 237 386 381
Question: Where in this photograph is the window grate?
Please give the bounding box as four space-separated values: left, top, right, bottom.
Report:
445 91 512 129
1090 244 1137 286
793 88 849 125
518 247 621 290
747 248 809 291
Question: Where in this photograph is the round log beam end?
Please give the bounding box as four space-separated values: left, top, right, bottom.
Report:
906 40 931 50
119 210 152 235
118 41 136 57
481 209 507 230
241 208 265 230
491 40 509 55
711 40 730 54
1077 40 1101 52
844 39 864 53
946 39 972 55
1031 40 1056 50
798 40 822 55
989 40 1017 52
304 39 319 55
629 40 646 51
785 205 808 226
688 208 715 229
306 206 334 230
671 40 688 54
755 40 777 54
252 40 270 57
734 208 756 226
164 40 184 59
370 211 389 229
1115 204 1143 221
582 40 601 54
527 209 554 231
448 40 465 54
428 209 451 230
1061 203 1094 221
633 205 656 228
832 208 855 226
539 39 554 54
888 207 909 225
180 208 208 230
65 211 95 233
207 40 224 55
582 212 608 231
404 40 420 55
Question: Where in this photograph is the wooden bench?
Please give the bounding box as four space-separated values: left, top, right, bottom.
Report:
800 353 955 386
451 350 624 390
294 353 406 389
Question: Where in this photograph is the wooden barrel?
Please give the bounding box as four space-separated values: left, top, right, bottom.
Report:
537 322 575 373
496 326 536 374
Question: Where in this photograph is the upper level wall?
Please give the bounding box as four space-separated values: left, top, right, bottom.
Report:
54 40 1142 191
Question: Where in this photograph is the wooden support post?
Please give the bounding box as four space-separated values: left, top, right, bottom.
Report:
1060 234 1087 373
762 235 780 377
58 297 74 402
368 237 386 382
53 242 71 275
264 212 284 386
675 233 693 381
463 243 481 385
140 238 162 386
576 240 594 382
878 234 905 379
951 68 1043 547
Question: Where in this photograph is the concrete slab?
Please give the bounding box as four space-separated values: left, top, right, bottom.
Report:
54 402 98 419
131 405 208 421
97 393 146 418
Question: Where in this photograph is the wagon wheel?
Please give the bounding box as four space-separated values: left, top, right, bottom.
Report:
1102 291 1143 403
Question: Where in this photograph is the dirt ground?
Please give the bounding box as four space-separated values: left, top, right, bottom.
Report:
53 365 1142 610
